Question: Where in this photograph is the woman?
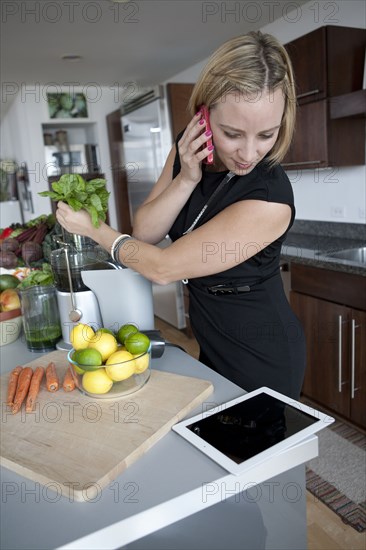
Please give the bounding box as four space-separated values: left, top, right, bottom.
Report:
56 31 306 399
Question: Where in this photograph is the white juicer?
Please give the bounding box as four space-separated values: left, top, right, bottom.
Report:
50 231 155 350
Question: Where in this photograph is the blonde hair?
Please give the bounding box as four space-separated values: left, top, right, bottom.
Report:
188 31 296 166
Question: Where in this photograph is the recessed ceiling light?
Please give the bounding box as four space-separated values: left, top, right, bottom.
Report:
61 55 83 62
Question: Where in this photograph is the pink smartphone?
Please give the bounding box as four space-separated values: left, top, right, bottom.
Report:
200 105 214 164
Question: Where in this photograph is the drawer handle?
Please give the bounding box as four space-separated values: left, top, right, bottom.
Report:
296 89 321 99
282 161 322 167
338 315 345 393
351 318 360 399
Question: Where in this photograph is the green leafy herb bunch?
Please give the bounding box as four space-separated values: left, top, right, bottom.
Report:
39 174 109 228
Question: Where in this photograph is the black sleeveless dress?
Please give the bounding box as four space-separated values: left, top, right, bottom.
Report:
168 140 306 399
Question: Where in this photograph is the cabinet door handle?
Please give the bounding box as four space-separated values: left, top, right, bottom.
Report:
338 315 344 393
351 318 360 399
282 161 322 167
296 89 321 99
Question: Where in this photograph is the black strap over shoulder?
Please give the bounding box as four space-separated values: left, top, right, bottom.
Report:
172 129 185 179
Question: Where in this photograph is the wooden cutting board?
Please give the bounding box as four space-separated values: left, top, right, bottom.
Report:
0 350 213 502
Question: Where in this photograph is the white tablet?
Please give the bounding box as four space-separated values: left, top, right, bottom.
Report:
172 387 334 475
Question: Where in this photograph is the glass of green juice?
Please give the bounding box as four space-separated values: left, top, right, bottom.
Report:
19 285 62 352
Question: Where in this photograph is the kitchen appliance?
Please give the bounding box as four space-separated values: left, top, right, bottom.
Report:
120 86 186 329
50 236 109 350
44 144 100 176
81 269 155 333
50 230 156 350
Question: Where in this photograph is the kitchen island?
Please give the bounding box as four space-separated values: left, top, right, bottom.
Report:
0 339 319 550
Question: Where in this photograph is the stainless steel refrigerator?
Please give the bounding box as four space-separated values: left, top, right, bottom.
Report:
120 87 186 329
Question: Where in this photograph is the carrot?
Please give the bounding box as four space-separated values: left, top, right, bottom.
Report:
6 366 23 406
62 367 75 392
12 367 33 414
25 366 45 412
45 362 59 392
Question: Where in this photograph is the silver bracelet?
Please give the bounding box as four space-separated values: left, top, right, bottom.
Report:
114 236 133 267
110 234 130 262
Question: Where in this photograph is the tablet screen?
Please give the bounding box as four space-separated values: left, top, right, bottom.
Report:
186 393 318 465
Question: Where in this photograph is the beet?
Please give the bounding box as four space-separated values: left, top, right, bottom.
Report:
21 241 43 265
0 237 20 255
0 250 18 268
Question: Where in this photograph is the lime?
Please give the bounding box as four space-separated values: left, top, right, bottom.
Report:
88 332 118 362
0 274 19 291
70 323 95 350
82 369 113 394
125 332 150 355
71 348 103 371
105 350 136 381
73 364 86 375
116 323 139 345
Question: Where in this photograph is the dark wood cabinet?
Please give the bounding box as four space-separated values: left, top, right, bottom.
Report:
166 83 195 334
285 26 365 105
290 264 366 429
166 83 195 139
283 99 366 169
283 26 366 169
106 109 132 234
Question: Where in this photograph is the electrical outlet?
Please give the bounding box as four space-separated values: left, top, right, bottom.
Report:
331 206 345 218
359 207 366 220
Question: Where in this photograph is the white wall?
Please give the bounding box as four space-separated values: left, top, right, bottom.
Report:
166 0 366 224
0 85 120 228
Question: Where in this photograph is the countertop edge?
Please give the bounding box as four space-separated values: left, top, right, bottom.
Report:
280 252 366 276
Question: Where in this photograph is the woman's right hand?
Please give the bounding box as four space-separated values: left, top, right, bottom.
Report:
177 111 213 186
56 201 97 238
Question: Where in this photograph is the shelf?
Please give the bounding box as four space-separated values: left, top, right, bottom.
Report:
329 89 366 119
42 120 95 128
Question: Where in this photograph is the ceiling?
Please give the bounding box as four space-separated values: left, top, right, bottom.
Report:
1 0 308 96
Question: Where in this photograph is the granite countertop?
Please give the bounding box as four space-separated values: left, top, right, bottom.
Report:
281 221 365 276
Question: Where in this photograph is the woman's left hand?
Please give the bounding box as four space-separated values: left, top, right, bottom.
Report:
56 201 95 237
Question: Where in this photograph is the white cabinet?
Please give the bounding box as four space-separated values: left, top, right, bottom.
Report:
0 201 23 227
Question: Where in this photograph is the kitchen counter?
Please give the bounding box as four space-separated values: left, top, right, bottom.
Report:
282 224 365 276
0 339 318 550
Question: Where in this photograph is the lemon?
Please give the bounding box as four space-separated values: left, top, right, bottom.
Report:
133 353 150 374
125 332 150 355
98 328 115 336
105 350 136 381
82 369 113 394
116 323 138 345
70 323 95 350
72 348 103 371
88 332 118 362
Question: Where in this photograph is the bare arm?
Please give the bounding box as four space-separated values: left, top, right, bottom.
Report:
56 199 291 285
131 146 195 243
132 111 213 243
